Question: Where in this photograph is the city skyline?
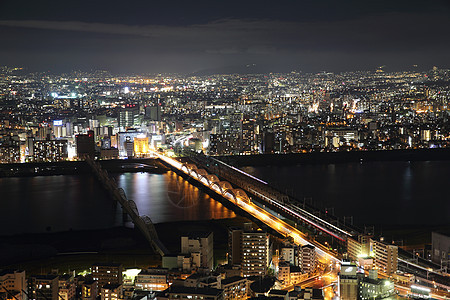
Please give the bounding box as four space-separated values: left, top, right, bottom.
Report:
1 2 450 299
0 0 450 74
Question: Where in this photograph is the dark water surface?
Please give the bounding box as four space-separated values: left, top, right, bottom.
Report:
0 170 234 235
241 160 450 226
1 160 449 235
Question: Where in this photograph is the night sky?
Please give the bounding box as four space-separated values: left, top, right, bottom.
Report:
0 0 449 74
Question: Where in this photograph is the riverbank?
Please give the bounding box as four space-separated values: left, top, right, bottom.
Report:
218 148 450 167
0 158 168 177
0 216 252 274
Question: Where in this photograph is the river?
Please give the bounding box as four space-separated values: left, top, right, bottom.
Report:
1 160 449 235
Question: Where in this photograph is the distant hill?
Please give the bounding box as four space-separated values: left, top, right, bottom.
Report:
189 64 276 76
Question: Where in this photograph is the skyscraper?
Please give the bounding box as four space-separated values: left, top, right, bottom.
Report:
241 230 270 277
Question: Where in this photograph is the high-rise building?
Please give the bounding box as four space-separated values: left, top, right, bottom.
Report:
76 131 95 159
118 106 139 128
241 230 270 277
301 245 317 274
181 232 214 270
372 240 398 275
228 228 243 266
0 145 20 163
347 235 371 261
280 244 301 266
241 117 257 154
145 105 162 121
228 224 270 277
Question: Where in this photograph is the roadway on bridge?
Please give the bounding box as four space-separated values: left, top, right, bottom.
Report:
154 151 340 263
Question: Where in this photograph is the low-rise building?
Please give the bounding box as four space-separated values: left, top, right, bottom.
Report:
58 274 76 300
29 275 59 300
100 283 122 300
160 285 224 300
135 268 168 291
359 270 394 300
0 269 26 300
277 261 290 286
80 278 98 300
92 262 123 289
221 276 247 300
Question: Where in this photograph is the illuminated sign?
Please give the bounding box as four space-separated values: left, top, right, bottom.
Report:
53 120 63 126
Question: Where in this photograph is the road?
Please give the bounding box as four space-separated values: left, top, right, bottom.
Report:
155 151 340 262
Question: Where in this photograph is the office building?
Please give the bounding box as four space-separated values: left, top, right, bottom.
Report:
118 106 139 128
241 117 258 154
133 137 149 157
76 131 95 158
145 105 161 121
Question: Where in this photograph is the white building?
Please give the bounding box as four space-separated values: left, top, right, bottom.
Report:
181 232 214 270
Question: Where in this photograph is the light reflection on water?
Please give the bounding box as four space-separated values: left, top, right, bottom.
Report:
115 171 235 224
0 171 235 235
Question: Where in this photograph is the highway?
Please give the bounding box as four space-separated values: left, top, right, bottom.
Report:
154 151 341 262
154 151 450 299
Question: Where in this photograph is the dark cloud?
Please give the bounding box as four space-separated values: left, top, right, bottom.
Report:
0 0 449 73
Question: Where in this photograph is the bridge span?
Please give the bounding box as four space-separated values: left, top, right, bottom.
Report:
187 153 360 242
86 158 169 257
155 152 341 262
